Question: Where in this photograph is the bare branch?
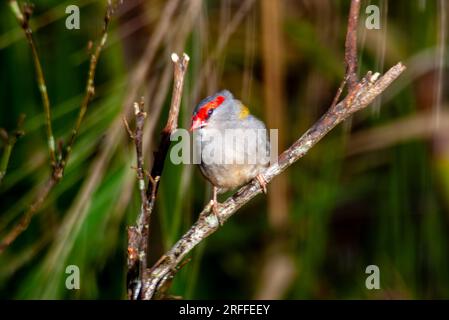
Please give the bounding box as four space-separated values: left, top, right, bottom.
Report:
345 0 361 90
146 53 190 198
330 79 347 110
125 99 151 300
127 53 190 300
164 53 190 133
133 99 148 208
122 117 135 140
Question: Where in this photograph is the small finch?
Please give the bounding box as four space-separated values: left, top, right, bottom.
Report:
190 90 270 224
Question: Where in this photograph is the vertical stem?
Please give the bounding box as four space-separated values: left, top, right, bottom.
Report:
0 144 13 183
9 0 55 164
63 5 113 165
345 0 361 90
146 53 190 198
0 115 25 184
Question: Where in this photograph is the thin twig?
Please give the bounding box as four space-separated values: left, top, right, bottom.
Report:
330 0 360 113
62 1 116 166
0 177 57 252
330 79 347 110
132 99 149 207
8 0 55 164
127 53 190 300
144 63 406 300
0 1 117 253
134 99 151 291
344 0 361 90
0 114 25 184
146 53 190 198
125 98 151 299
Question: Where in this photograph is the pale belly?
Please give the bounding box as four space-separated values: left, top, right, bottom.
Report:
195 124 269 190
199 162 266 190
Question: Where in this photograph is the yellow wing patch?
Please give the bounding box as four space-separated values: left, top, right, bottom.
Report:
239 105 250 119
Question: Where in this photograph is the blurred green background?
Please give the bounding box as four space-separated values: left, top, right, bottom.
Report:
1 0 448 299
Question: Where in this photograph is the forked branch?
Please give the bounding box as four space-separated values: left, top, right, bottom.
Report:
126 53 190 300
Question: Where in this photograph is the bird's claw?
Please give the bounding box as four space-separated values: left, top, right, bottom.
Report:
256 174 268 194
201 200 223 226
211 200 223 226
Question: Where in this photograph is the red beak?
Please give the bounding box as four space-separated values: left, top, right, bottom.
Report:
189 118 203 132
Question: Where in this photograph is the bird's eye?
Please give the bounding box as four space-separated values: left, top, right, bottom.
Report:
207 109 214 116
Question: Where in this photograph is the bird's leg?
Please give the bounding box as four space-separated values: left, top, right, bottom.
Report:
256 174 268 194
211 186 223 226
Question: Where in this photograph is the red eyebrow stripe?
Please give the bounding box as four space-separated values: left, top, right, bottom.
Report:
204 95 225 110
192 95 226 122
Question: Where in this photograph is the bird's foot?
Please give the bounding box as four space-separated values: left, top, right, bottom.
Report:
201 200 223 226
209 199 223 226
256 174 268 194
